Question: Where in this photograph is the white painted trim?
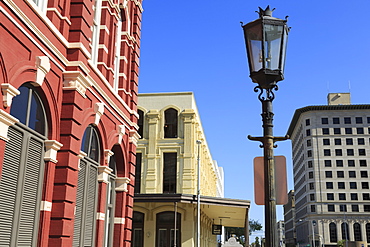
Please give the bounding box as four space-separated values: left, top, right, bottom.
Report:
97 212 106 221
1 83 20 108
98 166 113 183
44 140 63 163
114 217 125 224
0 109 19 141
40 200 52 211
115 177 130 192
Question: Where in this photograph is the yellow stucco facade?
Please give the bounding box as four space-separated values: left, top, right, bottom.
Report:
133 92 249 247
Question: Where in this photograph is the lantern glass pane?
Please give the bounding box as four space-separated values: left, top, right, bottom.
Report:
280 26 289 73
246 24 263 72
264 24 283 70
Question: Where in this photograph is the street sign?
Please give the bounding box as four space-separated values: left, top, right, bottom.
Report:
253 156 288 205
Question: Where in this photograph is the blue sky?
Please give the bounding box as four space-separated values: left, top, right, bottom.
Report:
138 0 370 230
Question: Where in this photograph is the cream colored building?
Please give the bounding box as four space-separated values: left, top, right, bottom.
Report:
133 92 250 247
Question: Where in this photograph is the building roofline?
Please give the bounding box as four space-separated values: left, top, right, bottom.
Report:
287 104 370 136
138 92 194 97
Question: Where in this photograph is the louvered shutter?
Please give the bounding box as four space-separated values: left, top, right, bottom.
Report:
17 137 44 246
73 160 87 247
84 164 97 246
0 127 23 246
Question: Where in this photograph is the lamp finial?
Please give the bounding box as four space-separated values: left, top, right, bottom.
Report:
258 6 275 18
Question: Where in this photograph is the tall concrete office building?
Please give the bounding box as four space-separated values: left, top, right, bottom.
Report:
287 93 370 246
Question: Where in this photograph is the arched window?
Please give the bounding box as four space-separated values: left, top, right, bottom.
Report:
329 222 337 242
164 108 178 138
366 223 370 243
0 84 47 246
133 212 145 247
10 84 47 135
138 109 144 139
156 212 181 247
354 223 362 241
73 125 100 247
341 222 350 241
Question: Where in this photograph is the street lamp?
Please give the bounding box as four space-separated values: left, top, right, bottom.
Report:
242 6 290 247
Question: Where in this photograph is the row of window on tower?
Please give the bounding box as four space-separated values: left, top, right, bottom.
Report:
306 117 370 126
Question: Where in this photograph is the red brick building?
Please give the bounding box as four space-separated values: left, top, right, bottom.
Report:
0 0 142 246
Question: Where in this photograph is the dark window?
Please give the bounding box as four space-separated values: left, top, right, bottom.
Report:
359 149 366 156
360 160 367 167
361 171 368 178
325 171 333 178
134 153 142 194
345 128 353 134
346 138 353 145
336 160 344 167
349 171 356 178
347 149 354 156
338 182 345 189
323 139 330 145
308 161 313 168
164 108 178 138
309 183 314 190
363 193 370 200
352 205 359 212
322 128 330 135
311 205 316 212
333 117 340 124
156 212 181 247
366 223 370 243
81 125 100 162
138 110 144 139
337 171 344 178
307 150 312 157
307 139 312 147
324 149 331 156
340 205 347 212
341 223 349 240
132 212 145 247
309 171 313 179
335 138 342 145
358 138 365 145
326 182 333 189
356 117 363 124
327 193 334 200
365 205 370 212
350 182 357 189
335 149 342 156
322 118 329 124
306 119 310 126
368 117 370 124
348 160 355 167
163 153 177 193
344 117 351 124
351 193 358 200
362 182 369 189
310 194 315 201
339 193 346 200
334 128 341 134
329 222 337 242
328 204 335 212
357 127 364 134
324 160 332 167
306 129 311 136
354 223 362 241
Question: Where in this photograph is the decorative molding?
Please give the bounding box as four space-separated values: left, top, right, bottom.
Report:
1 83 20 108
98 166 113 183
35 56 51 86
105 149 114 165
97 212 105 221
118 124 127 144
40 200 52 211
94 102 105 125
63 71 92 97
115 177 130 192
129 129 140 146
114 217 125 224
44 140 63 163
0 109 19 141
77 151 87 170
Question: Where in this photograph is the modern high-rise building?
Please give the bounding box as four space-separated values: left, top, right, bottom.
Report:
133 92 251 247
287 93 370 246
277 220 286 247
0 0 142 246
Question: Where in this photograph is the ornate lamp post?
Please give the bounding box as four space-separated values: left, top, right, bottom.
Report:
241 6 289 247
